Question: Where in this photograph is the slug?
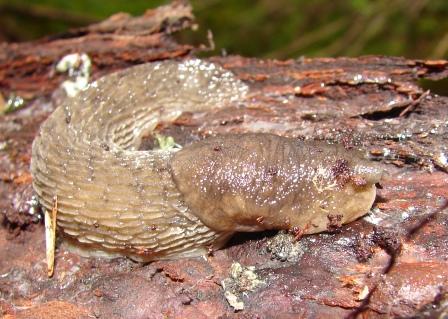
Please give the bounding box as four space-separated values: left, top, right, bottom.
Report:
31 59 383 261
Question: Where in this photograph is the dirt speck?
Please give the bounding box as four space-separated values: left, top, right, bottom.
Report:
265 230 305 262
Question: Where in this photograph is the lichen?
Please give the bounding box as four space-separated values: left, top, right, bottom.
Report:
56 53 92 97
221 262 265 311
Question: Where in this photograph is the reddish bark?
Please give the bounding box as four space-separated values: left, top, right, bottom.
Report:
1 2 448 318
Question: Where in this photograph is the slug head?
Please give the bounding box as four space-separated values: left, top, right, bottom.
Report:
170 133 383 234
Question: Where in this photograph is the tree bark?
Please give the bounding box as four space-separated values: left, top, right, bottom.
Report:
1 2 447 318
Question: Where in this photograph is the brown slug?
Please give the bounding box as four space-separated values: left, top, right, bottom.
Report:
31 59 383 261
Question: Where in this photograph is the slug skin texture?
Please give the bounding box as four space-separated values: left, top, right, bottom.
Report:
31 60 382 261
171 133 382 234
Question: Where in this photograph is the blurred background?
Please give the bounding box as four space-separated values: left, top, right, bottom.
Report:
0 0 447 60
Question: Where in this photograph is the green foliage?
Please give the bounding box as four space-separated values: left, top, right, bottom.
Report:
0 0 447 59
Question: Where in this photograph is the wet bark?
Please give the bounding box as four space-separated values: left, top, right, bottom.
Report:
1 2 448 318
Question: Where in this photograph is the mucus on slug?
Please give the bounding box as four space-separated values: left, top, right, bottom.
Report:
30 59 383 262
171 133 383 234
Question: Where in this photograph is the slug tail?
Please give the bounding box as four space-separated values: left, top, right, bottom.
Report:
31 60 247 260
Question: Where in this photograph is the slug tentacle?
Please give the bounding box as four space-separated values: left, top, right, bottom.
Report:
31 59 382 262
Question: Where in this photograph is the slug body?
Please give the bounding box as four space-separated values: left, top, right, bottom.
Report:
31 60 382 261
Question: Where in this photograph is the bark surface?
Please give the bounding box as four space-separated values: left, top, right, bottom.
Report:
1 2 448 318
